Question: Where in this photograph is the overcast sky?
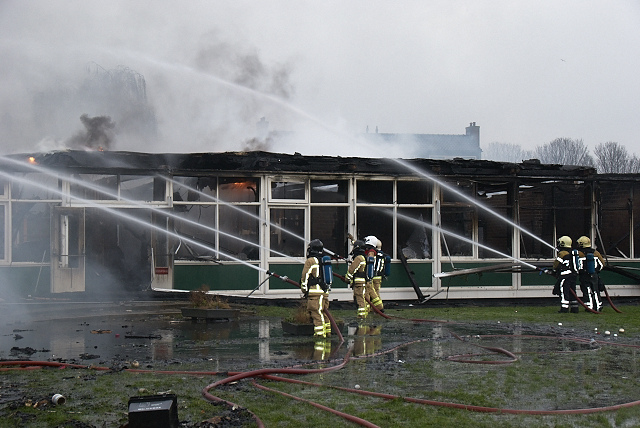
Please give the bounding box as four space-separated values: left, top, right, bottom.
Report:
1 1 638 158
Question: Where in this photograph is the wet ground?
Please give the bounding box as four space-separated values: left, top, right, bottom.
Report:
3 295 640 427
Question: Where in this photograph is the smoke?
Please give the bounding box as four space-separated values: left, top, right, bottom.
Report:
194 36 295 100
67 114 115 150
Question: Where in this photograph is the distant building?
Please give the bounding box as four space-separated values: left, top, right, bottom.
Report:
363 122 481 159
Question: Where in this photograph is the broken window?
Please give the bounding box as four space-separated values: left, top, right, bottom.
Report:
357 180 393 204
440 181 475 257
219 177 259 202
356 206 393 254
70 174 118 200
518 182 556 259
311 180 348 203
398 208 432 259
120 175 155 201
220 205 259 261
173 176 217 203
12 202 51 262
11 173 59 200
599 181 631 258
397 180 432 204
173 204 217 260
554 182 591 249
311 206 348 257
270 180 305 201
270 208 305 257
477 182 513 258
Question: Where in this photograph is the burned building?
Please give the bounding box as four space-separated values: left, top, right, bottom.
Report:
0 150 639 301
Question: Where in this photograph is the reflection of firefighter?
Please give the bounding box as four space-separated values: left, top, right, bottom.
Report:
349 324 382 357
364 236 384 313
345 240 371 318
313 338 332 360
300 239 332 337
577 236 605 312
552 236 580 313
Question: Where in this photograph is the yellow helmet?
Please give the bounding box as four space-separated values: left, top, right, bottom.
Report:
557 236 572 248
577 236 591 248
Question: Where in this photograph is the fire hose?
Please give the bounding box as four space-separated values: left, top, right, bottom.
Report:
568 287 601 314
4 330 640 424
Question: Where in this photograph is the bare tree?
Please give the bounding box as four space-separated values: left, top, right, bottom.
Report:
482 142 534 163
534 137 594 166
628 155 640 173
594 141 631 173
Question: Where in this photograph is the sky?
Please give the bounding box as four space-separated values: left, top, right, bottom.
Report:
0 1 639 158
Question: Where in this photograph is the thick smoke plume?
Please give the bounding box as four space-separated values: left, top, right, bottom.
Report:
67 114 115 150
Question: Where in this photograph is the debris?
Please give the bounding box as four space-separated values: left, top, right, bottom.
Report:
90 329 112 334
125 334 162 339
51 394 66 405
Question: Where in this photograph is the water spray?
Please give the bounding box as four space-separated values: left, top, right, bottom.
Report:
382 208 541 272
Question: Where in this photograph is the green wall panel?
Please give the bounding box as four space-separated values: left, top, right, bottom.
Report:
385 262 432 289
600 262 640 286
439 263 513 287
268 264 303 291
521 270 556 287
174 264 258 291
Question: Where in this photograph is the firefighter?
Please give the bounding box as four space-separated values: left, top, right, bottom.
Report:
577 236 605 312
345 239 370 318
551 236 580 313
370 237 389 310
364 236 384 313
300 239 331 337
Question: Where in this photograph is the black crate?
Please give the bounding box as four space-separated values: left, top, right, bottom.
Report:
128 394 178 428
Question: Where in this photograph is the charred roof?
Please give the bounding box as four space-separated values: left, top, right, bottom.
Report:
3 150 597 180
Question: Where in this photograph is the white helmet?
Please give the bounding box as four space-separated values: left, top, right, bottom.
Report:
364 235 378 248
376 239 382 250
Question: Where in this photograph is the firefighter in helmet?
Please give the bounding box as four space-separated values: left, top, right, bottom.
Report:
551 235 580 313
577 236 605 312
364 235 385 313
345 239 371 318
374 238 388 295
300 239 331 337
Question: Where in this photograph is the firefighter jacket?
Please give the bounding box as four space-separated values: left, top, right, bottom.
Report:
578 248 605 274
345 254 367 285
373 250 385 279
553 249 580 277
301 257 327 294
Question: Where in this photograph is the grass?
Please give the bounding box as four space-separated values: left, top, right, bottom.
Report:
2 301 640 427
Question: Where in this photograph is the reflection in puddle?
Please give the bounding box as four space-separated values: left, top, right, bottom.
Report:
347 324 383 357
